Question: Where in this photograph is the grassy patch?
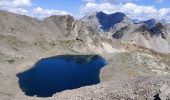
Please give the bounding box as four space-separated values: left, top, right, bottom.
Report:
127 70 138 77
7 59 15 64
58 40 76 46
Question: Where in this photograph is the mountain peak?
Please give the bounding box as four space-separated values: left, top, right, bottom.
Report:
82 11 130 31
143 19 157 28
110 12 126 17
96 12 127 31
94 11 126 18
94 11 126 16
96 11 106 15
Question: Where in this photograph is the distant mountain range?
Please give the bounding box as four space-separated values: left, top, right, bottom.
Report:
0 10 170 100
82 11 170 53
0 10 169 53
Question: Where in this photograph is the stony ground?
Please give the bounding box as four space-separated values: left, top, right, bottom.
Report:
0 11 170 100
1 39 170 100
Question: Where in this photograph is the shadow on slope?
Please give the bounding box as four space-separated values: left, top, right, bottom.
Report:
96 12 126 31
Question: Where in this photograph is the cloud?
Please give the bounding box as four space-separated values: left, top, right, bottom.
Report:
80 2 170 22
80 2 116 14
0 0 169 22
101 0 136 4
155 0 164 3
121 3 157 19
0 0 71 19
11 0 31 7
83 0 96 3
32 7 71 19
0 0 31 14
4 7 28 14
101 0 165 4
0 0 31 7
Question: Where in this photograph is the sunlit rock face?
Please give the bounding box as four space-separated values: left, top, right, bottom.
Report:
17 55 107 97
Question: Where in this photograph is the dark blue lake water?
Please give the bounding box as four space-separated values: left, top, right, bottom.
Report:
17 55 107 97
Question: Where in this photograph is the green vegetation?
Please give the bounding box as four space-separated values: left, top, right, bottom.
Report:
57 40 76 47
7 59 15 64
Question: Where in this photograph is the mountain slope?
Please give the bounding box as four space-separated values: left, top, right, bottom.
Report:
0 11 170 100
82 12 170 53
82 12 133 37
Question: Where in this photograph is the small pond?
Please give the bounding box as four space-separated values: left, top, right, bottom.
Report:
17 55 107 97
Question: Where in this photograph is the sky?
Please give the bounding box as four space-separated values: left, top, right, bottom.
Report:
0 0 170 22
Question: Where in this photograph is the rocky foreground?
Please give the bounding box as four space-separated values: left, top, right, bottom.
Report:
0 11 170 100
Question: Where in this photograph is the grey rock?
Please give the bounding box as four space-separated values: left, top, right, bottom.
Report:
0 11 169 100
159 84 170 100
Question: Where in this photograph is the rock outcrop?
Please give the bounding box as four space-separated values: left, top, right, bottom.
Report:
82 11 170 53
0 11 170 100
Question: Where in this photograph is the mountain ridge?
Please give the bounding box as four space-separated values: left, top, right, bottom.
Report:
81 11 170 53
0 11 170 100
